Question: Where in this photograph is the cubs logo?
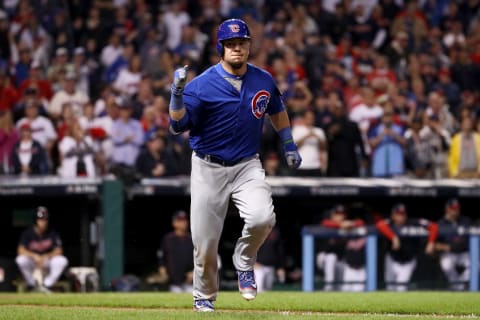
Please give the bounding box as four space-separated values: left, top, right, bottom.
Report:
251 90 270 119
229 24 240 33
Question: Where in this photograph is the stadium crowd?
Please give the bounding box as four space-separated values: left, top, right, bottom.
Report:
1 0 480 179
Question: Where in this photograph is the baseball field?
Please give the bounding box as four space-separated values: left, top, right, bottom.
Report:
0 291 479 319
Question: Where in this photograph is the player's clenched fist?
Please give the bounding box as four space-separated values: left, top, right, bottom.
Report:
172 65 188 95
285 150 302 169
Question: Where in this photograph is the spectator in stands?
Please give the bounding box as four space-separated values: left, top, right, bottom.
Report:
0 70 19 112
16 100 57 167
157 210 194 293
255 227 286 292
113 54 142 98
0 109 18 174
110 97 143 168
18 60 53 101
368 105 406 177
11 122 48 175
376 203 438 291
404 117 433 178
349 87 383 152
162 3 191 51
135 131 176 178
420 114 451 179
72 47 91 96
49 71 89 120
390 1 428 50
46 47 74 89
58 120 96 178
16 206 68 292
325 103 367 177
100 33 124 69
292 109 326 176
436 198 471 291
448 115 480 178
424 92 456 134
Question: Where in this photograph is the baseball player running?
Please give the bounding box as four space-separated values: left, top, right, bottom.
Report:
376 203 438 291
168 19 302 312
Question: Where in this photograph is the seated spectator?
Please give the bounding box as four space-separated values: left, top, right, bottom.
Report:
292 109 326 176
447 115 480 178
436 199 471 291
157 210 194 293
46 47 74 86
376 203 437 291
11 122 49 175
16 207 68 292
110 98 143 168
58 121 96 178
368 106 406 177
0 109 18 174
135 131 177 178
56 102 77 141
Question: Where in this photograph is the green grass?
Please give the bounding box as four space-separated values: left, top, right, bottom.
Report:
0 291 478 320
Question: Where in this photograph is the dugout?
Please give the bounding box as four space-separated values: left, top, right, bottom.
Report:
1 175 479 291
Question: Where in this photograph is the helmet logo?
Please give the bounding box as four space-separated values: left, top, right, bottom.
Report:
229 24 240 33
251 90 270 119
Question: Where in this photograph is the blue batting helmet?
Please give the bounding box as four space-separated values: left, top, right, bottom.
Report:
216 19 251 55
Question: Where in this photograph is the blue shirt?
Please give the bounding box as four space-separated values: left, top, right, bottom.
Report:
368 123 405 177
182 63 285 161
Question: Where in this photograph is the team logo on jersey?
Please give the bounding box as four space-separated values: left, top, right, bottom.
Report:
251 90 270 119
229 24 240 33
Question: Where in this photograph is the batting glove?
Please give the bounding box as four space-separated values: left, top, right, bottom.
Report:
171 65 188 95
285 150 302 169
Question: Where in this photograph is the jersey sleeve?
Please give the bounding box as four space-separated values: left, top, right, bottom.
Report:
183 81 204 128
266 85 286 115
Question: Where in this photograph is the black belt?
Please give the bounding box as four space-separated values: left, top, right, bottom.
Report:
195 151 256 167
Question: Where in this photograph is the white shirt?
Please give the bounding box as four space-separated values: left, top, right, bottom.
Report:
18 140 33 167
100 45 124 67
16 117 57 147
163 11 191 50
113 69 141 96
49 90 89 117
349 103 383 132
58 136 96 177
292 124 326 169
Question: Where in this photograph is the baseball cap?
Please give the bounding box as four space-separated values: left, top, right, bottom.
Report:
56 47 68 56
19 122 31 131
36 206 49 220
65 71 77 80
172 210 188 220
391 203 406 215
332 205 346 215
446 198 460 210
74 47 85 55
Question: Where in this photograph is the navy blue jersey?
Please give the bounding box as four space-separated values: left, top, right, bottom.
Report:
183 63 285 161
19 227 62 254
437 216 471 253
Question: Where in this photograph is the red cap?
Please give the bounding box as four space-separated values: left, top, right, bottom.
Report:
19 122 31 131
446 198 460 210
392 203 406 215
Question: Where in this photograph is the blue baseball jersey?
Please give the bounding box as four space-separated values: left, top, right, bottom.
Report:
182 63 285 161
